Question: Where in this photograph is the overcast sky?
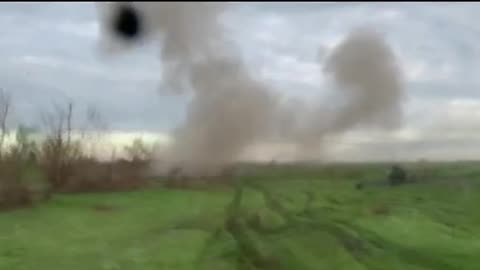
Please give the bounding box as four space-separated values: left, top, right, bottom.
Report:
2 2 480 161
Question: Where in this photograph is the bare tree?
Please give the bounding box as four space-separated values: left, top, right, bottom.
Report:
86 104 108 132
38 100 111 190
0 89 11 160
66 102 73 147
39 101 83 189
124 137 155 164
81 104 109 160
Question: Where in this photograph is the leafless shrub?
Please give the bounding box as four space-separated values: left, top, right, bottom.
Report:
0 88 11 161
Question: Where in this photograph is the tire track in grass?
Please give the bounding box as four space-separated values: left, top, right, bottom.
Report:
250 182 461 270
198 178 462 270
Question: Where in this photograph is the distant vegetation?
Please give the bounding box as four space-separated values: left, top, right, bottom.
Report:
1 83 480 210
0 88 154 210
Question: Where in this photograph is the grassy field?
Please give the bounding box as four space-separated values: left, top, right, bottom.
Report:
1 162 480 269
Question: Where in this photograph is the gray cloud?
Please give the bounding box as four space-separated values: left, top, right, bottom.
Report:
2 2 480 160
0 2 175 133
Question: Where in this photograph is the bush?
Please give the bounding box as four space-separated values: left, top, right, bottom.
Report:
58 159 149 193
0 159 33 210
164 165 235 190
355 182 364 190
39 137 84 190
388 165 407 186
0 184 32 211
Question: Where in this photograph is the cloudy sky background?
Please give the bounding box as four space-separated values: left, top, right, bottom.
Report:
1 2 480 161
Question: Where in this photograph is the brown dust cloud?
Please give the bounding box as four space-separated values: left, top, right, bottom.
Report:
97 3 406 176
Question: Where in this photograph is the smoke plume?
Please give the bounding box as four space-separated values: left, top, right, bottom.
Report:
292 27 406 157
97 3 406 175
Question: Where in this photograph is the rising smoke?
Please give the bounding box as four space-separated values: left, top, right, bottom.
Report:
292 27 406 158
97 2 406 176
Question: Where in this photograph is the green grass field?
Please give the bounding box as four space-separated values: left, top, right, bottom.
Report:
1 163 480 270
